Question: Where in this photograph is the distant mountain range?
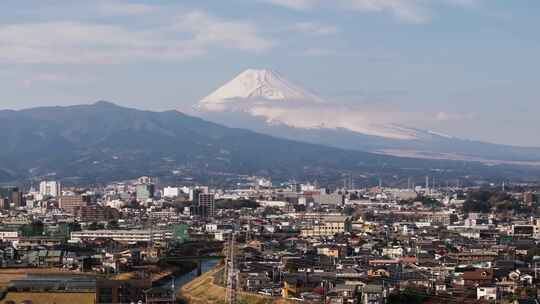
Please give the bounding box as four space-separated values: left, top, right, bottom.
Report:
0 101 536 186
196 69 540 165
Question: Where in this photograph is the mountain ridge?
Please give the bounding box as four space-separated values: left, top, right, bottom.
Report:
0 101 534 186
196 69 540 163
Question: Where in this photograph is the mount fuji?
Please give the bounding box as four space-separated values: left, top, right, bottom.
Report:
198 69 421 140
199 68 324 109
196 69 540 165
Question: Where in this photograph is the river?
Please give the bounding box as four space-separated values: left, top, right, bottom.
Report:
160 259 221 293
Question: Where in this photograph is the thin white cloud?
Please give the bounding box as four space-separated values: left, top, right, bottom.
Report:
290 22 339 35
0 11 273 64
261 0 480 24
248 103 421 139
21 73 95 88
260 0 315 10
444 0 481 8
338 0 429 24
173 11 275 52
199 93 472 140
435 111 475 122
300 48 340 56
98 1 158 15
247 103 476 139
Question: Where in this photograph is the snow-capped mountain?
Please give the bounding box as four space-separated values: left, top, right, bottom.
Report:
199 69 323 110
198 69 419 140
196 69 540 164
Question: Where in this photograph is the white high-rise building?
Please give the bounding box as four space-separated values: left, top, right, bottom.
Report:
257 178 272 188
163 187 180 198
189 186 209 201
39 181 61 197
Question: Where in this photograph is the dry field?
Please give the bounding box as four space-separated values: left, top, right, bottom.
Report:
178 266 294 304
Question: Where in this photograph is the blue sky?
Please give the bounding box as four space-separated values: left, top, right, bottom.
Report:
0 0 538 146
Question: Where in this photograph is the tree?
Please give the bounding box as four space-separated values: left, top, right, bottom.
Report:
107 220 119 230
294 204 306 212
419 197 442 209
463 190 526 214
463 199 491 213
343 206 356 216
87 222 105 230
68 222 82 232
388 288 428 304
55 222 82 238
20 221 44 237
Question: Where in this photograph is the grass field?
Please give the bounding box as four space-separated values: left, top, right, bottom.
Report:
178 265 294 304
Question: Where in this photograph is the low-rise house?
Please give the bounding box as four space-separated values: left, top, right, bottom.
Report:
476 286 499 301
327 284 358 304
461 269 494 287
361 284 387 304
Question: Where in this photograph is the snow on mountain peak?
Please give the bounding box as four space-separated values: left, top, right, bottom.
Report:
199 69 324 110
196 69 421 140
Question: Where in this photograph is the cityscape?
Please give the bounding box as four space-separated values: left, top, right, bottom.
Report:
0 177 540 303
1 1 540 304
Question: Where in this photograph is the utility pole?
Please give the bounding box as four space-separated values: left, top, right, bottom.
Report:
225 233 238 304
171 276 175 303
247 218 252 242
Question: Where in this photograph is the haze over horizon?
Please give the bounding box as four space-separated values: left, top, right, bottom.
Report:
1 0 539 147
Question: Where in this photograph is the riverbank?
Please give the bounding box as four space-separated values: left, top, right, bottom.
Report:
178 263 294 304
99 261 196 286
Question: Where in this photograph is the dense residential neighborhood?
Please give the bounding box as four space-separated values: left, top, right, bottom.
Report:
1 1 539 304
0 176 539 303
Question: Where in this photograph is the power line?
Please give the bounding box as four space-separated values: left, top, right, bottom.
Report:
225 232 238 304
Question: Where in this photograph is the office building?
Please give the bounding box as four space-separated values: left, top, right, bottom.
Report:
70 229 173 244
0 186 23 209
163 186 180 198
196 193 215 219
301 216 352 237
59 195 87 214
189 186 209 201
524 192 536 204
78 205 106 222
39 181 62 197
11 188 24 207
136 184 155 201
190 188 201 202
137 176 154 185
